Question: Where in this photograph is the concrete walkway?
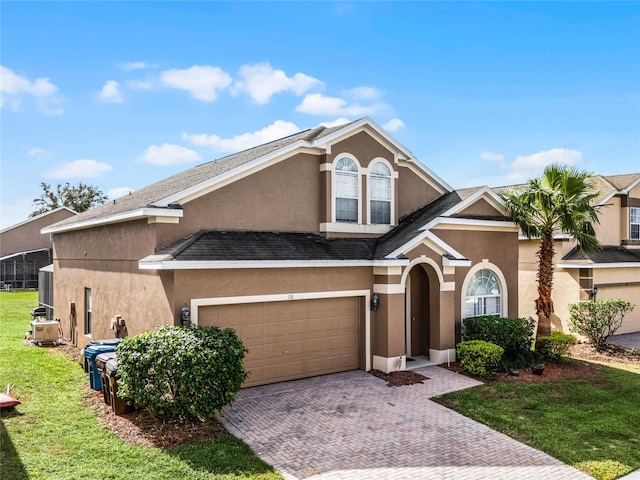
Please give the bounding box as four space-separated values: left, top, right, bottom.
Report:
608 332 640 350
220 367 591 480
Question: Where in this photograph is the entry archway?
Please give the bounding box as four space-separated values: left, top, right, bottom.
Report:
404 262 440 359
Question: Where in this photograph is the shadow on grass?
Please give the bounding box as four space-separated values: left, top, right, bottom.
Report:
168 434 282 479
1 418 29 480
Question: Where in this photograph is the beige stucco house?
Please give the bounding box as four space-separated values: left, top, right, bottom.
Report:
43 118 519 386
514 173 640 335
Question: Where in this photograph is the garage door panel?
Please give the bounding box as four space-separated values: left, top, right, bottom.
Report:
203 296 361 387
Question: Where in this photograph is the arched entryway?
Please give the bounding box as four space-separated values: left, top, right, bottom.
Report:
404 263 440 360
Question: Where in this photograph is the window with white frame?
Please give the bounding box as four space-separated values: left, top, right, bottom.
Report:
370 161 392 224
335 157 359 223
631 207 640 239
464 269 501 318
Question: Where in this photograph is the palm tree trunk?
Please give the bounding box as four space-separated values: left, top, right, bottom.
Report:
535 232 555 336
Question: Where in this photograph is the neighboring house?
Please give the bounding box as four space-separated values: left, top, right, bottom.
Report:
511 173 640 335
43 118 519 387
0 207 76 291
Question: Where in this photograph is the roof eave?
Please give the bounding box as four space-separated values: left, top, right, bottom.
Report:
42 208 184 234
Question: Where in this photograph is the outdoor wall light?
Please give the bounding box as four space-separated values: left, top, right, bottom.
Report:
371 293 380 311
590 286 598 300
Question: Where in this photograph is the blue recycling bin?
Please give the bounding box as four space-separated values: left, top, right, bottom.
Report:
82 339 123 372
85 344 119 391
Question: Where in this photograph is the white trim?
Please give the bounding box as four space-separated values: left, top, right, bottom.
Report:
373 284 405 294
1 206 76 234
432 218 519 232
400 256 445 289
41 208 184 234
367 157 395 226
373 266 403 276
429 348 457 364
319 163 331 172
460 262 509 319
332 153 362 224
557 262 640 269
319 222 394 234
441 282 456 291
40 264 54 273
139 258 408 270
0 248 51 262
372 355 406 373
191 289 371 371
442 257 472 267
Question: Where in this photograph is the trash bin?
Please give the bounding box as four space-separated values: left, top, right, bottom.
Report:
84 344 119 391
96 352 118 404
82 339 123 372
105 358 134 415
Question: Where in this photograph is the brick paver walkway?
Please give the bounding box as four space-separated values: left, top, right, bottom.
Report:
220 366 592 480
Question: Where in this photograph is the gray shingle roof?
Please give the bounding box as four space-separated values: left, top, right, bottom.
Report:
562 246 640 264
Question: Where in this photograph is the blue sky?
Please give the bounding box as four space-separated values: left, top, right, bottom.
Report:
2 1 639 228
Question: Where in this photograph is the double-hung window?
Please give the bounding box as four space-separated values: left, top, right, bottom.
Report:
335 157 359 223
631 207 640 240
369 162 392 224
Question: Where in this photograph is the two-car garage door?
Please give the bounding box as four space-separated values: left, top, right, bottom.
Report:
198 296 362 387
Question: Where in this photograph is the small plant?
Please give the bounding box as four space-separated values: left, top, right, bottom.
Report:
569 299 634 352
456 340 504 378
117 325 248 419
535 332 577 362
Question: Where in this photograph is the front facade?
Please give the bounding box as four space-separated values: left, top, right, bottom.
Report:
44 118 519 386
515 174 640 335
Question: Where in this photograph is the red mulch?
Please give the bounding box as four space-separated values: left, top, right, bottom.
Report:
443 360 601 383
369 369 428 387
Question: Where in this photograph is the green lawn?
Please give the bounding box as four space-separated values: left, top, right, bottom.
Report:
435 361 640 480
0 292 283 480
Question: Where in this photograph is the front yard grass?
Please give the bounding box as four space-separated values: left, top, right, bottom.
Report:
0 291 282 480
435 361 640 480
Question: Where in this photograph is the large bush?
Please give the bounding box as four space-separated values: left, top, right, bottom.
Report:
569 299 634 351
462 315 535 352
456 340 504 377
535 332 577 362
117 325 248 419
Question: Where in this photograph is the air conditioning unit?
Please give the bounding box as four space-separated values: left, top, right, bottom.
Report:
31 320 59 344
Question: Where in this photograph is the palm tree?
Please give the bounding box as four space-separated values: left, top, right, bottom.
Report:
501 164 601 336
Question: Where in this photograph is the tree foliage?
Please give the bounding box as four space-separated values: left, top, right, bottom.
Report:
116 325 248 419
30 182 108 217
500 164 601 336
569 299 634 351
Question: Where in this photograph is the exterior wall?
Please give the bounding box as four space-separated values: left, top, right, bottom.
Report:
397 166 442 219
52 219 173 349
595 196 622 246
458 198 502 217
0 208 75 257
594 267 640 334
327 131 395 169
157 153 323 247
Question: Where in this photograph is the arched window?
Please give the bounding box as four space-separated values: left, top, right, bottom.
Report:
464 269 501 318
369 161 391 224
335 157 359 223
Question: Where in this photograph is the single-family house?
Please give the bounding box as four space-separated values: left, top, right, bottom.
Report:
43 118 519 386
512 173 640 335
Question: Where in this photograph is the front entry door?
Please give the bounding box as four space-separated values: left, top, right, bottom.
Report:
407 266 430 357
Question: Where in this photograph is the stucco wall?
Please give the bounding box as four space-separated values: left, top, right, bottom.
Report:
397 166 442 220
1 208 75 257
596 196 622 246
327 131 395 168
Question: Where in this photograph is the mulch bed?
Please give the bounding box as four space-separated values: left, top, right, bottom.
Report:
368 369 428 387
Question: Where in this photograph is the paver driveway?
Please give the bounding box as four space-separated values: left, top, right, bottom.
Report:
220 366 591 480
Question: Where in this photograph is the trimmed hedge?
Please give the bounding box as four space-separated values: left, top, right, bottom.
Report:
535 332 577 362
117 325 248 419
457 340 504 377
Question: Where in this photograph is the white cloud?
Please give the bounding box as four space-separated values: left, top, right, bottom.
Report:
99 80 123 103
0 65 63 115
138 144 202 166
234 62 322 104
27 148 48 156
507 148 582 179
319 118 352 128
480 151 504 162
160 65 232 102
183 120 300 153
107 187 134 199
121 61 149 71
46 159 112 178
383 118 405 131
295 93 385 116
126 80 152 90
347 86 381 100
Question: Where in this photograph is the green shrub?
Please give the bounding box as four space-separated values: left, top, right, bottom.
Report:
569 299 634 352
462 315 535 353
117 325 248 419
535 332 577 362
456 340 504 377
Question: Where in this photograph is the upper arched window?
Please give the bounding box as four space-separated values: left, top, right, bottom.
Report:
335 157 359 223
369 162 392 224
464 269 501 318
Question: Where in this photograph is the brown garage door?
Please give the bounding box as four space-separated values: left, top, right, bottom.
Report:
199 296 361 387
